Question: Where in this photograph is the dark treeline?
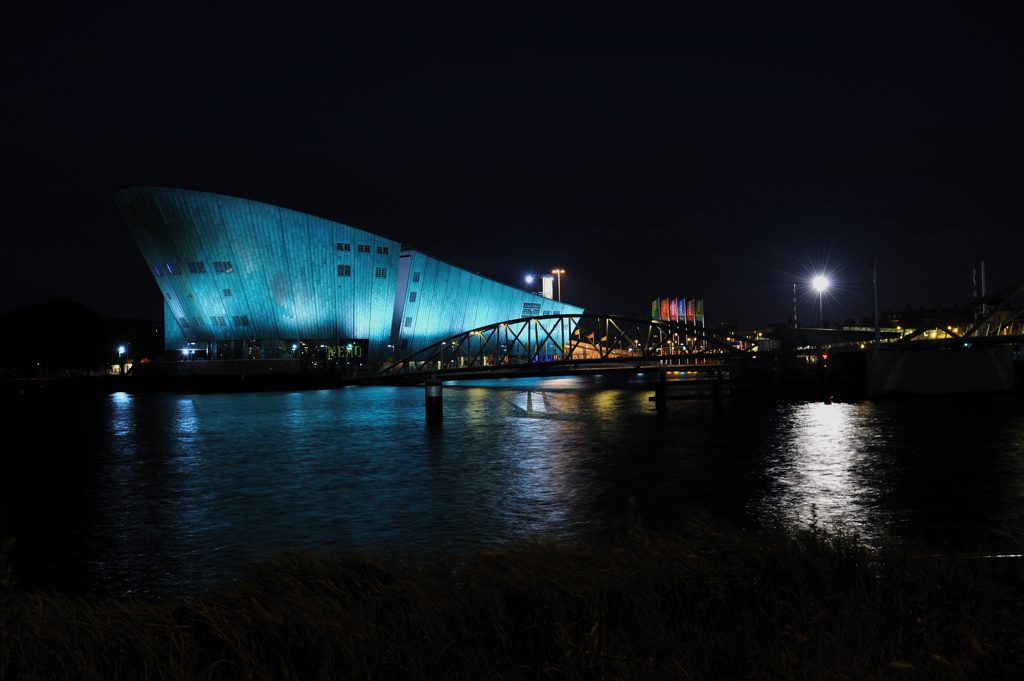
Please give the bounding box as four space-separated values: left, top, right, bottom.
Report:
0 301 161 378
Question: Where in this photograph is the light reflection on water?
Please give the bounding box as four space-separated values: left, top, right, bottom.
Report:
5 376 1024 596
757 402 892 537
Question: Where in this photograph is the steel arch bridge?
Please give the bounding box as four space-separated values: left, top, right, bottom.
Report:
376 313 749 378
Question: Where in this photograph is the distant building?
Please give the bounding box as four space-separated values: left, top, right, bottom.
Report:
114 186 583 363
881 304 979 333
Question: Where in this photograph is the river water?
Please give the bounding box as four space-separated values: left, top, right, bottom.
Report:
4 374 1024 596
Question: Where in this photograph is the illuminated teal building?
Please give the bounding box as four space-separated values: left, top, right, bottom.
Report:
114 186 582 363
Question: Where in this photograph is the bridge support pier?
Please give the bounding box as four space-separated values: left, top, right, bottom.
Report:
654 370 667 414
819 358 832 404
713 371 724 411
767 353 779 405
425 374 443 423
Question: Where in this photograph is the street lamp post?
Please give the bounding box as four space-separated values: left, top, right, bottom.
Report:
118 345 126 376
812 276 829 327
872 260 880 346
551 269 565 302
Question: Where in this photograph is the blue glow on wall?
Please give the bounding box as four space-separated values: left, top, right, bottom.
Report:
394 251 584 355
116 186 401 361
116 186 585 364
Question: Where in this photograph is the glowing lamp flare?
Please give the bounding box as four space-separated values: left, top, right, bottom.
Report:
812 276 829 291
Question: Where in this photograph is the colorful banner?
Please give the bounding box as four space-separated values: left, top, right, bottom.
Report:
686 299 695 323
651 299 660 319
661 299 670 321
696 300 704 324
669 299 678 322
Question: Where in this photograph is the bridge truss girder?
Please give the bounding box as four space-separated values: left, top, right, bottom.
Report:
900 278 1024 343
377 313 748 377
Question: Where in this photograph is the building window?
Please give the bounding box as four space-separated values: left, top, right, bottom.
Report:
408 291 417 302
405 316 413 327
358 244 370 253
166 263 182 275
412 271 421 282
337 242 351 251
522 302 541 317
214 261 233 273
375 267 387 278
338 264 351 276
178 317 190 328
153 265 162 276
223 288 232 296
211 316 227 327
400 339 409 350
232 315 250 326
193 316 205 326
377 246 389 254
187 261 206 274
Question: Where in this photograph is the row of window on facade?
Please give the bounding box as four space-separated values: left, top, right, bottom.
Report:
156 261 233 276
337 243 389 254
180 315 249 328
159 255 403 279
518 303 557 317
337 265 389 278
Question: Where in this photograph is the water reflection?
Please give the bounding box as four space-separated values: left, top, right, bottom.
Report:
756 402 894 539
87 395 217 593
5 377 1023 596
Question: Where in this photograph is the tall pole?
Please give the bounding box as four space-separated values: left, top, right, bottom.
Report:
973 264 978 324
873 260 880 345
981 261 987 334
793 284 798 328
551 269 564 302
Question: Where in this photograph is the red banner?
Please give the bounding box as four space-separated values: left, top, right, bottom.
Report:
686 299 695 322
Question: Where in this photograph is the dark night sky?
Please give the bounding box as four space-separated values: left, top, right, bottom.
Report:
4 3 1021 329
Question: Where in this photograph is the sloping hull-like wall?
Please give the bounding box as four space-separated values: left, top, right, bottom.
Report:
395 251 584 355
115 186 401 361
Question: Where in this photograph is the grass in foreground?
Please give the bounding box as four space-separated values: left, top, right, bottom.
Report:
1 522 1022 680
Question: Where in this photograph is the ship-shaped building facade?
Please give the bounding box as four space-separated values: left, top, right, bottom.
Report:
114 186 582 364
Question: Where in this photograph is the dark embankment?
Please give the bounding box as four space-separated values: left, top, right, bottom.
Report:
1 524 1021 680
